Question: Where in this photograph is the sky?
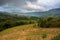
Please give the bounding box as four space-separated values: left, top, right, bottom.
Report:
0 0 60 13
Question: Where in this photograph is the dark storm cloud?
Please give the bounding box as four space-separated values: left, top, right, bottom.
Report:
28 0 36 1
0 0 25 5
0 0 14 5
0 0 37 5
0 0 60 8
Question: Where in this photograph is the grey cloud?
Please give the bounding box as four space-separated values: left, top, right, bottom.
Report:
28 0 36 1
0 0 37 6
0 0 25 5
0 0 60 12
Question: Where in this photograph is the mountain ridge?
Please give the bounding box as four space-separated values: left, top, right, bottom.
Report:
0 8 60 17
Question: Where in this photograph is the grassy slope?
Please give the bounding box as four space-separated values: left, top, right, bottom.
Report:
0 24 60 40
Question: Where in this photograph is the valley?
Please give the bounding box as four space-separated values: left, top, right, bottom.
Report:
0 8 60 40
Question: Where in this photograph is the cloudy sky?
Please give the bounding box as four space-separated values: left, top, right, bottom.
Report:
0 0 60 13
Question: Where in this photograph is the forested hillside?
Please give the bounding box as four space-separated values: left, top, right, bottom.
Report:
0 12 39 31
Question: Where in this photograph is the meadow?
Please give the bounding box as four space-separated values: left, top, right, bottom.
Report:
0 24 60 40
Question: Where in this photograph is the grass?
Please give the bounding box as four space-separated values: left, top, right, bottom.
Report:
0 24 60 40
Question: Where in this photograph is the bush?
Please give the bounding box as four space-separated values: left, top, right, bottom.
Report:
51 34 60 40
38 17 60 28
42 33 47 38
38 17 47 27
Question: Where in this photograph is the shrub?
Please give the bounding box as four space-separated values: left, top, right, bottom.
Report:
42 32 47 40
38 17 60 28
38 17 47 28
51 34 60 40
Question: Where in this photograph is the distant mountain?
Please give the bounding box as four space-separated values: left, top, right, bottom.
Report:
0 8 60 17
16 8 60 17
47 8 60 17
21 8 60 17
